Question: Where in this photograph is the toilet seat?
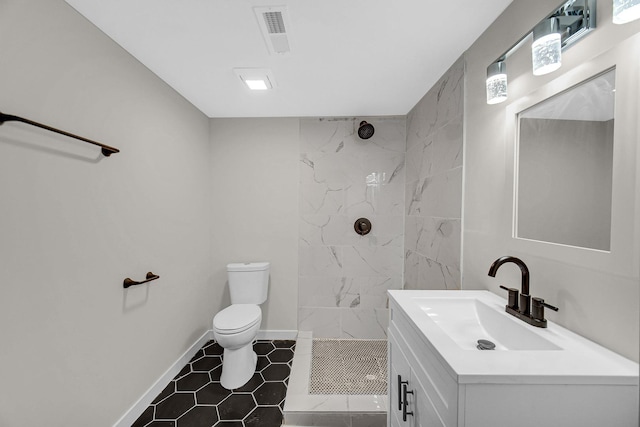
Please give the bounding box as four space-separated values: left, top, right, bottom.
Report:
213 304 261 335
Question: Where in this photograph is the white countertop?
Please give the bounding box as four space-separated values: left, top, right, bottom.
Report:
388 290 639 385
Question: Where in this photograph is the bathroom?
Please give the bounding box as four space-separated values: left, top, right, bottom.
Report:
0 0 638 426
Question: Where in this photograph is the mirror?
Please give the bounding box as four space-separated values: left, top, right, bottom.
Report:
516 69 615 251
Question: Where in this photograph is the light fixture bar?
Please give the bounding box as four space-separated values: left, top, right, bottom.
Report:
485 0 596 104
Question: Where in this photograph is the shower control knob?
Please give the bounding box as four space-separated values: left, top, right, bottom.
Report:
354 218 372 236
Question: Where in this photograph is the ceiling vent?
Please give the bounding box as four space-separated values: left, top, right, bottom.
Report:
254 6 291 55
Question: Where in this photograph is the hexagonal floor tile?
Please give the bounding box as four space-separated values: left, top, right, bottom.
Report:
176 405 218 427
196 382 231 405
214 421 243 426
273 340 296 349
189 349 206 363
243 406 283 427
146 421 175 427
217 394 256 421
175 363 192 380
131 406 154 427
256 356 270 371
152 381 176 404
267 348 294 363
253 382 287 406
261 364 290 381
192 356 222 372
155 392 195 419
253 341 275 355
176 372 210 392
204 342 224 356
209 365 223 382
233 373 264 393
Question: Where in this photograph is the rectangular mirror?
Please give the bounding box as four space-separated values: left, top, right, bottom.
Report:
516 68 615 251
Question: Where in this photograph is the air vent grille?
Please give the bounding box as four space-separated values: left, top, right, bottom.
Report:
263 11 286 34
254 6 291 54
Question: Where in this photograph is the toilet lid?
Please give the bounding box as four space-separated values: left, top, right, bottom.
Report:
213 304 261 334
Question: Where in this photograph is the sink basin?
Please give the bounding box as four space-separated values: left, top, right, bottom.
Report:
388 290 639 384
416 297 561 351
388 290 639 426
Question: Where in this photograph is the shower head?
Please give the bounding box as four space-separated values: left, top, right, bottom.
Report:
358 121 375 140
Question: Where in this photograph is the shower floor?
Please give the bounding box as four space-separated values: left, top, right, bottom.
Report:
309 339 387 395
282 332 387 427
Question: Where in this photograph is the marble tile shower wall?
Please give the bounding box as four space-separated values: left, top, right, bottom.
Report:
404 58 464 291
298 117 406 339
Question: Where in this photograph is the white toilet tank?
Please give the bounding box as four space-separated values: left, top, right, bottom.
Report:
227 262 270 304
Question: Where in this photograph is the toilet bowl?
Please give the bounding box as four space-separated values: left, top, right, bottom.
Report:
213 262 269 390
213 304 262 389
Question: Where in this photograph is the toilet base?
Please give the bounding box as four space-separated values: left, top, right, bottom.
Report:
220 343 258 390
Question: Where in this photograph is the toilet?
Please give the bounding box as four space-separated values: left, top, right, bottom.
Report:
213 262 269 390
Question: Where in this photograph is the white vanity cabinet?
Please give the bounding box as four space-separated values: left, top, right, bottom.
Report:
387 291 640 427
389 329 448 427
388 304 458 427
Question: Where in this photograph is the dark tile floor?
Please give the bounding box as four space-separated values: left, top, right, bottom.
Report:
132 339 295 427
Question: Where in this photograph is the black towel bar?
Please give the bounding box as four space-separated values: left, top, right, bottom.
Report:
0 111 120 157
123 272 160 288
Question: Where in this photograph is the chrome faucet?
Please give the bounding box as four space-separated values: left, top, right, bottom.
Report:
488 256 558 328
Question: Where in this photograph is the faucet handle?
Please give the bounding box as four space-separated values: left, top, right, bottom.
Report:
531 297 559 321
499 285 519 310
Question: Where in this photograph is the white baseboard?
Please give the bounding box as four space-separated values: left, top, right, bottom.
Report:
257 329 299 340
112 329 214 427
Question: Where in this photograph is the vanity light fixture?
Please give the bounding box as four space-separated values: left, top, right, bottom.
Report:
532 18 562 76
486 61 508 104
613 0 640 23
485 0 596 104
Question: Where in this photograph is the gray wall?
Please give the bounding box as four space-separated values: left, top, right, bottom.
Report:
404 59 464 290
0 1 213 425
463 0 640 361
209 118 300 333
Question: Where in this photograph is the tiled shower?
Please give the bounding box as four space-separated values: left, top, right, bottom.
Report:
297 58 464 340
297 117 406 339
404 58 464 292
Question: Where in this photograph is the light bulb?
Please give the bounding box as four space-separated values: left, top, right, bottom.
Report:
532 19 562 76
486 62 508 105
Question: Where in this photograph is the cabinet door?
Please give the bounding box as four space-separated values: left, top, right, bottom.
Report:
411 369 446 427
389 331 414 427
390 327 450 427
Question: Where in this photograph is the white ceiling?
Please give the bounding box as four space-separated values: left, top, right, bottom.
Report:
64 0 514 118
